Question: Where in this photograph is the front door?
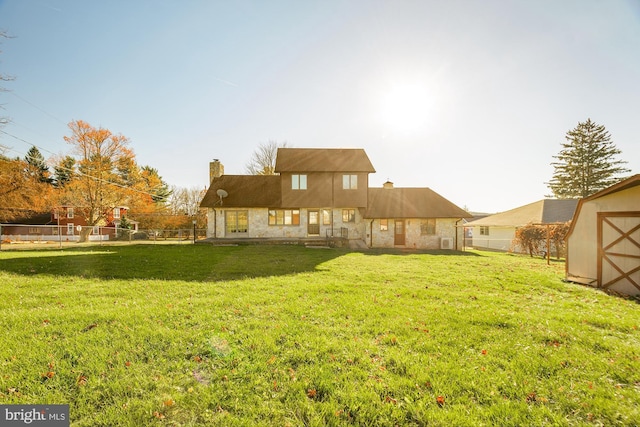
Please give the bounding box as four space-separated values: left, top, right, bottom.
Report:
308 210 320 236
394 219 405 246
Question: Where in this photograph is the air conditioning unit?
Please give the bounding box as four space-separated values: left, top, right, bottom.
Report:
440 237 453 250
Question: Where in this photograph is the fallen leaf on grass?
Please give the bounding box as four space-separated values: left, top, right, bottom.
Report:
436 395 445 407
76 375 88 386
307 389 317 399
163 399 174 407
81 323 97 332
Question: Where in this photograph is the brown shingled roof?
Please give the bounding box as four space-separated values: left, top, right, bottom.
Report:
274 148 376 173
364 187 471 219
200 175 281 208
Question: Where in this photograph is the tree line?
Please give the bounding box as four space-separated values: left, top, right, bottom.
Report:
0 120 207 236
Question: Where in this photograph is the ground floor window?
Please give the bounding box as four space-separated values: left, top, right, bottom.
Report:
322 209 332 225
480 226 489 235
67 223 74 235
226 210 248 233
421 218 436 235
342 209 356 223
268 209 300 225
380 219 389 231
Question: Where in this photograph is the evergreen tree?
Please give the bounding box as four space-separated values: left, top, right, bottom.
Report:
141 166 172 203
24 146 53 183
53 155 76 188
547 119 630 198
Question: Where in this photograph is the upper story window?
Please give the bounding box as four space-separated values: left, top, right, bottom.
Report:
342 174 358 190
113 207 121 219
66 208 74 219
292 174 307 190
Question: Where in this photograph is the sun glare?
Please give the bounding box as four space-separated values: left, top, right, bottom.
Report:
379 83 435 134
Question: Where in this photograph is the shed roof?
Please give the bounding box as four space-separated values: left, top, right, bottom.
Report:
581 174 640 202
465 199 578 227
274 148 376 173
364 187 471 219
565 174 640 239
200 175 281 208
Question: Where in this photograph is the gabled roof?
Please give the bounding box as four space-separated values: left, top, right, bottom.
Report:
565 174 640 239
364 187 471 219
274 148 376 173
200 175 281 208
581 174 640 202
465 199 578 227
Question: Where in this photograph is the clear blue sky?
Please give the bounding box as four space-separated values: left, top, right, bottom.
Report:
1 0 638 213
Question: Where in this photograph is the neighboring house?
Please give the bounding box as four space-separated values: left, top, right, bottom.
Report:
565 174 640 296
199 148 471 249
52 206 138 238
465 199 579 252
0 212 54 241
1 206 136 242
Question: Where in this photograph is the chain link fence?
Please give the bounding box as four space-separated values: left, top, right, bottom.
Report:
0 224 207 249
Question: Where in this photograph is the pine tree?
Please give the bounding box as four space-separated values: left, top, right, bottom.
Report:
547 119 630 198
53 155 76 188
25 146 53 184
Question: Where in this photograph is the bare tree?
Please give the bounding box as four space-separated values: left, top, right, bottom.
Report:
245 140 289 175
167 186 206 216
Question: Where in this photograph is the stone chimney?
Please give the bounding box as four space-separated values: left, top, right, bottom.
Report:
383 180 394 189
209 159 224 183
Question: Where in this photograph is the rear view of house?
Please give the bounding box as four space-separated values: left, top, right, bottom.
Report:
199 148 470 249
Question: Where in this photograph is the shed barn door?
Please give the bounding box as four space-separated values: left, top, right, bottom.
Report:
597 212 640 293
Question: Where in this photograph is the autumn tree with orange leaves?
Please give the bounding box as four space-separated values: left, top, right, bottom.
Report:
61 120 139 241
60 120 172 240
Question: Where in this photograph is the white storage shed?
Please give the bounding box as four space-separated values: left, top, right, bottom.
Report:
565 175 640 296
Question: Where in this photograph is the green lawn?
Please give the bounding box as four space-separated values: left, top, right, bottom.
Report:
0 245 638 426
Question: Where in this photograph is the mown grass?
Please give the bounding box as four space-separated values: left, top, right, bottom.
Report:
0 245 638 426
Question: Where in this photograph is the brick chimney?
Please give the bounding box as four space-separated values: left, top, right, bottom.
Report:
383 180 394 189
209 159 224 183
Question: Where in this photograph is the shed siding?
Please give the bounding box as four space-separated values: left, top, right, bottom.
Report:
567 185 640 293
